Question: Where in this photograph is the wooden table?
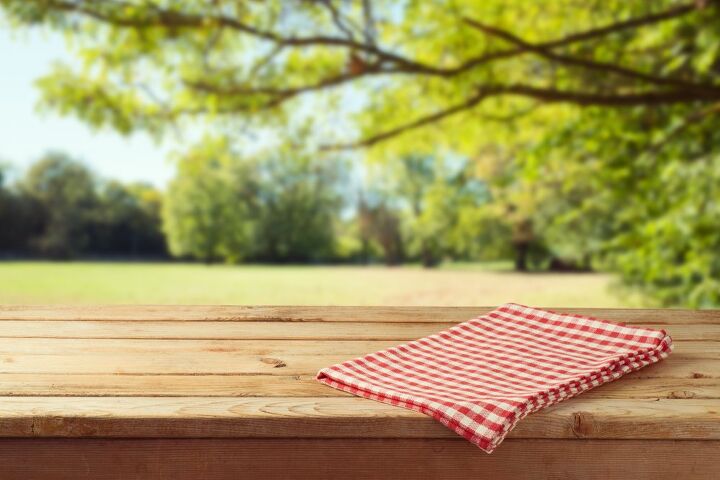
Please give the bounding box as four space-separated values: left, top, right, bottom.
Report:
0 306 717 479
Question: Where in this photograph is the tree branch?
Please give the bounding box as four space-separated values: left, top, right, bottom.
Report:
361 0 377 47
537 2 702 48
325 84 720 149
184 68 385 107
464 18 720 94
322 89 494 150
47 0 443 76
451 2 701 76
314 0 357 41
42 0 706 82
185 0 716 115
501 84 720 105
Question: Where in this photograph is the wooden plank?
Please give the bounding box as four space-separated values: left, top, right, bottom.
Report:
0 320 716 340
0 337 406 356
1 305 718 324
0 396 717 440
1 438 717 480
0 320 452 340
0 338 715 374
0 351 349 375
623 357 719 379
0 374 342 397
580 376 720 399
0 374 718 399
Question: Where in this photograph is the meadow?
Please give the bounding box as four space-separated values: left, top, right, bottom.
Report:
0 261 640 307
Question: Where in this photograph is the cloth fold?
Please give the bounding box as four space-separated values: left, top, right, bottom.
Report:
316 303 672 453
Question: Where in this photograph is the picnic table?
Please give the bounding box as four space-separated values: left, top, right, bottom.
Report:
0 305 717 479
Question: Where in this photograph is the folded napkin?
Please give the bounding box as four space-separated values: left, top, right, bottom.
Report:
316 303 673 453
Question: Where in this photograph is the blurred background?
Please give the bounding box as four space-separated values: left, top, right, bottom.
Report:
0 1 718 307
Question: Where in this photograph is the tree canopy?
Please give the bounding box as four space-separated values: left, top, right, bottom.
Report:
0 153 166 258
2 1 718 149
163 139 345 263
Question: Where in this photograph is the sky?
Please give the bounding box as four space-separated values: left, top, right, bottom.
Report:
0 27 174 187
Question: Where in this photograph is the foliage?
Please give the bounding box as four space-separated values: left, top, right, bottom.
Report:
163 139 345 263
366 154 491 266
21 153 99 257
2 1 718 148
0 164 44 253
0 154 166 258
521 105 720 306
162 138 255 263
89 181 166 255
251 153 344 262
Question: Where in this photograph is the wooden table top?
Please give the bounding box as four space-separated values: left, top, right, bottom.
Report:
0 305 718 442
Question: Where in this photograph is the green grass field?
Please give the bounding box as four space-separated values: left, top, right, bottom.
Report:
0 261 641 306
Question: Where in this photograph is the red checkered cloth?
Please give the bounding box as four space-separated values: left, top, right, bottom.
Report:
316 303 673 453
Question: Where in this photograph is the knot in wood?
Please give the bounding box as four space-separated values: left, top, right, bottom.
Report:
571 411 595 438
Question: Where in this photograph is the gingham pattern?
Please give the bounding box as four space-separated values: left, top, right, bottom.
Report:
316 303 673 453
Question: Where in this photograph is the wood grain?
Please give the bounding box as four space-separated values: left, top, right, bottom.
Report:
622 357 719 379
0 319 716 340
0 337 715 374
1 305 717 324
1 438 717 480
0 374 718 399
0 396 717 440
0 320 452 340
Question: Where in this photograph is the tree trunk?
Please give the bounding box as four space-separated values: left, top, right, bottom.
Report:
514 242 529 272
421 242 440 268
360 238 370 264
